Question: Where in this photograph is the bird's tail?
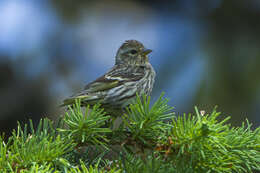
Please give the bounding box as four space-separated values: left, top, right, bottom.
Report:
60 95 102 107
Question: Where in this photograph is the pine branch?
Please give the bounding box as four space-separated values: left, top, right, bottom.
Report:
57 100 111 148
0 93 259 172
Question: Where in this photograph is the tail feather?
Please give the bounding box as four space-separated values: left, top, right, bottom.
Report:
60 95 102 107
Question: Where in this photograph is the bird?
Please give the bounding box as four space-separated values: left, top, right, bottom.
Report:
62 40 156 116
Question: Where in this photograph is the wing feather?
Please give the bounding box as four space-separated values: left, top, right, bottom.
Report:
62 65 145 106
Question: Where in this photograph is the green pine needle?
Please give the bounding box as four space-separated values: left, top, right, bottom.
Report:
0 93 259 172
58 99 112 147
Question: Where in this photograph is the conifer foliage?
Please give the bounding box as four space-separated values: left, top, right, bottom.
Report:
0 93 259 172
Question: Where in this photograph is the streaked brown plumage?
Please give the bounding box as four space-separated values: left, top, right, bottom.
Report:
62 40 156 116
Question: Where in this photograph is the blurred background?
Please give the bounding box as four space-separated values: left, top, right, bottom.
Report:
0 0 260 136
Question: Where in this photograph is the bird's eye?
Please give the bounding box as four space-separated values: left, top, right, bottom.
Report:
130 49 138 54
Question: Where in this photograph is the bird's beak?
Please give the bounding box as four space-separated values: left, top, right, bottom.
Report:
142 48 152 55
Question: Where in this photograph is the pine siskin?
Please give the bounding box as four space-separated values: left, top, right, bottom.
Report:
62 40 156 116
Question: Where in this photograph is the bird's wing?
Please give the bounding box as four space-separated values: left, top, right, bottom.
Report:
62 65 144 106
84 65 145 91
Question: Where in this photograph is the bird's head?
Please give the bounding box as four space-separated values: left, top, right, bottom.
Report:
115 40 152 65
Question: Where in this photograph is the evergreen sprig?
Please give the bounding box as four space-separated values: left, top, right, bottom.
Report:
0 93 259 172
155 107 260 172
58 99 112 147
122 93 174 148
0 119 74 172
